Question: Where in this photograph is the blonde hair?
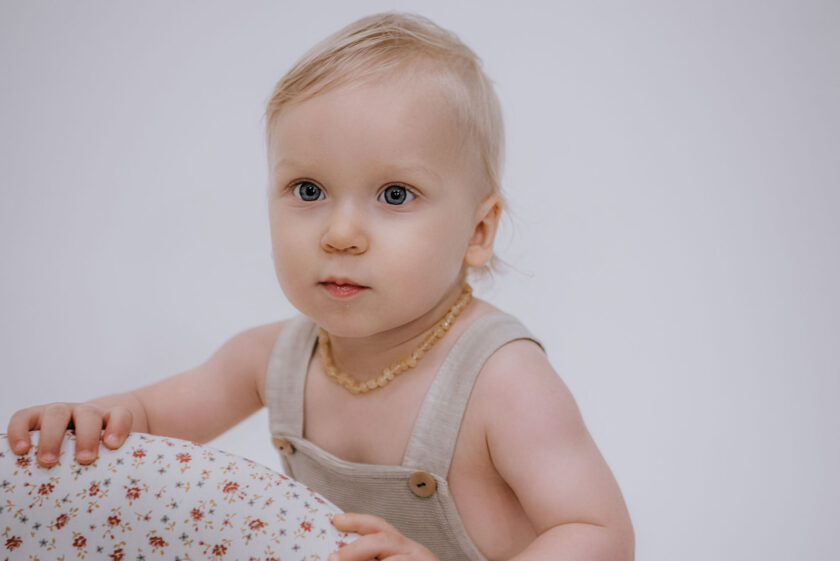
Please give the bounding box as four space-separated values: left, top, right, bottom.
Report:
264 12 505 197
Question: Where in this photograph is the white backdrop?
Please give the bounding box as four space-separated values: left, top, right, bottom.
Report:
1 1 838 560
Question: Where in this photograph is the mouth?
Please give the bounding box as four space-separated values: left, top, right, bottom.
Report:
319 277 369 299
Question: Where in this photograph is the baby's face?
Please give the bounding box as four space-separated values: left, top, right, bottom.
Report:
266 77 486 337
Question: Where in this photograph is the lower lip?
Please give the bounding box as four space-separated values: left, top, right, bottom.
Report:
321 283 368 298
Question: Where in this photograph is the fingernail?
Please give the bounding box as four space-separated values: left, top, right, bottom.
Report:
77 451 95 463
105 434 119 447
14 440 28 453
40 453 56 464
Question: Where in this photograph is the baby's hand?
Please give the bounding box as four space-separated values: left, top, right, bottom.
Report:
330 513 439 561
6 402 133 467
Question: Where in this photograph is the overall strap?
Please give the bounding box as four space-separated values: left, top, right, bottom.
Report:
266 315 319 438
401 312 542 476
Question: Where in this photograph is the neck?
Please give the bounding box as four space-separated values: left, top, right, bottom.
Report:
323 281 471 382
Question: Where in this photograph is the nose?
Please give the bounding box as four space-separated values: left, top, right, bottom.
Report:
320 203 368 255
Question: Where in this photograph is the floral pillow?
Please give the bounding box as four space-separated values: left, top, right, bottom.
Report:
0 432 354 560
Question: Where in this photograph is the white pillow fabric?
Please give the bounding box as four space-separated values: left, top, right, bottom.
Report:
0 432 355 560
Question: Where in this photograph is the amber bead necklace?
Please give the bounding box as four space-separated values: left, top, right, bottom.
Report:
317 284 473 394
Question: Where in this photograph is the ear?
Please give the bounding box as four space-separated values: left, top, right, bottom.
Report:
464 194 503 267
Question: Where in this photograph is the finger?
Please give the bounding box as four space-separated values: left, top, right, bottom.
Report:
329 532 395 561
102 406 133 449
6 405 45 454
333 512 394 535
35 402 74 466
71 403 106 464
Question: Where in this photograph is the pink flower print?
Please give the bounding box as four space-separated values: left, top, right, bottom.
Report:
55 513 69 530
212 544 228 556
109 547 125 561
5 535 22 551
176 452 191 464
16 456 30 468
107 515 121 527
73 534 87 549
220 479 246 503
130 447 148 467
125 486 141 500
248 519 266 531
149 535 168 549
37 482 55 496
190 508 204 521
88 481 101 496
300 520 312 533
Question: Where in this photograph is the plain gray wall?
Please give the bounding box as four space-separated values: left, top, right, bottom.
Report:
1 1 837 560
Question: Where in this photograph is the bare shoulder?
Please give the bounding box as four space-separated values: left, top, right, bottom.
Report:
471 335 586 439
458 302 584 434
230 320 288 351
467 321 633 549
220 320 288 405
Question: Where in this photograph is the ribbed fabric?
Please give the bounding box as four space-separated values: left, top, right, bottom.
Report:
265 312 542 561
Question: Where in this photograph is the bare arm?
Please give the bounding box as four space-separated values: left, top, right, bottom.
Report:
482 340 634 560
330 339 634 561
7 321 284 466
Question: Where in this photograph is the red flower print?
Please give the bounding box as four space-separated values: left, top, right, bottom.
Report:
88 481 101 496
300 520 312 532
191 508 204 521
5 536 22 551
109 548 125 561
248 519 266 531
107 515 121 527
37 482 55 496
211 544 228 555
132 448 146 458
125 487 141 500
55 513 69 529
16 456 30 468
73 535 87 549
176 452 191 463
149 535 168 548
221 481 239 494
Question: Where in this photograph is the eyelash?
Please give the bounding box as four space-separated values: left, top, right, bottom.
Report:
378 184 416 205
291 180 324 202
288 181 417 205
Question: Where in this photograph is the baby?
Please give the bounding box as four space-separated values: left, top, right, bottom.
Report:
7 12 633 561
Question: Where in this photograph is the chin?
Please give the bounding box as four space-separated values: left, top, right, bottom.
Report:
316 313 387 338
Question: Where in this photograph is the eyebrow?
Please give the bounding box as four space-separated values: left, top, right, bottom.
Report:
390 163 442 184
272 157 313 176
272 157 442 184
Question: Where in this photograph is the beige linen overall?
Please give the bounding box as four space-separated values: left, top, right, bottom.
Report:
266 312 542 561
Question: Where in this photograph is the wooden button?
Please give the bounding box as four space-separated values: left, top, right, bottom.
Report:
272 436 295 456
408 472 437 498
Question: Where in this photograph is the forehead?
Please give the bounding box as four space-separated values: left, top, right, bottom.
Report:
268 77 480 187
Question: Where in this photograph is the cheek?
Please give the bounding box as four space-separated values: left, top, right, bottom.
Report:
379 214 471 276
269 209 309 281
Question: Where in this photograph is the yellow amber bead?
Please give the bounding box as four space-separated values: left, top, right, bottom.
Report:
316 285 472 394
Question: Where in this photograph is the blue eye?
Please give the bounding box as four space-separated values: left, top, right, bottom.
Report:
293 181 324 201
378 185 415 205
